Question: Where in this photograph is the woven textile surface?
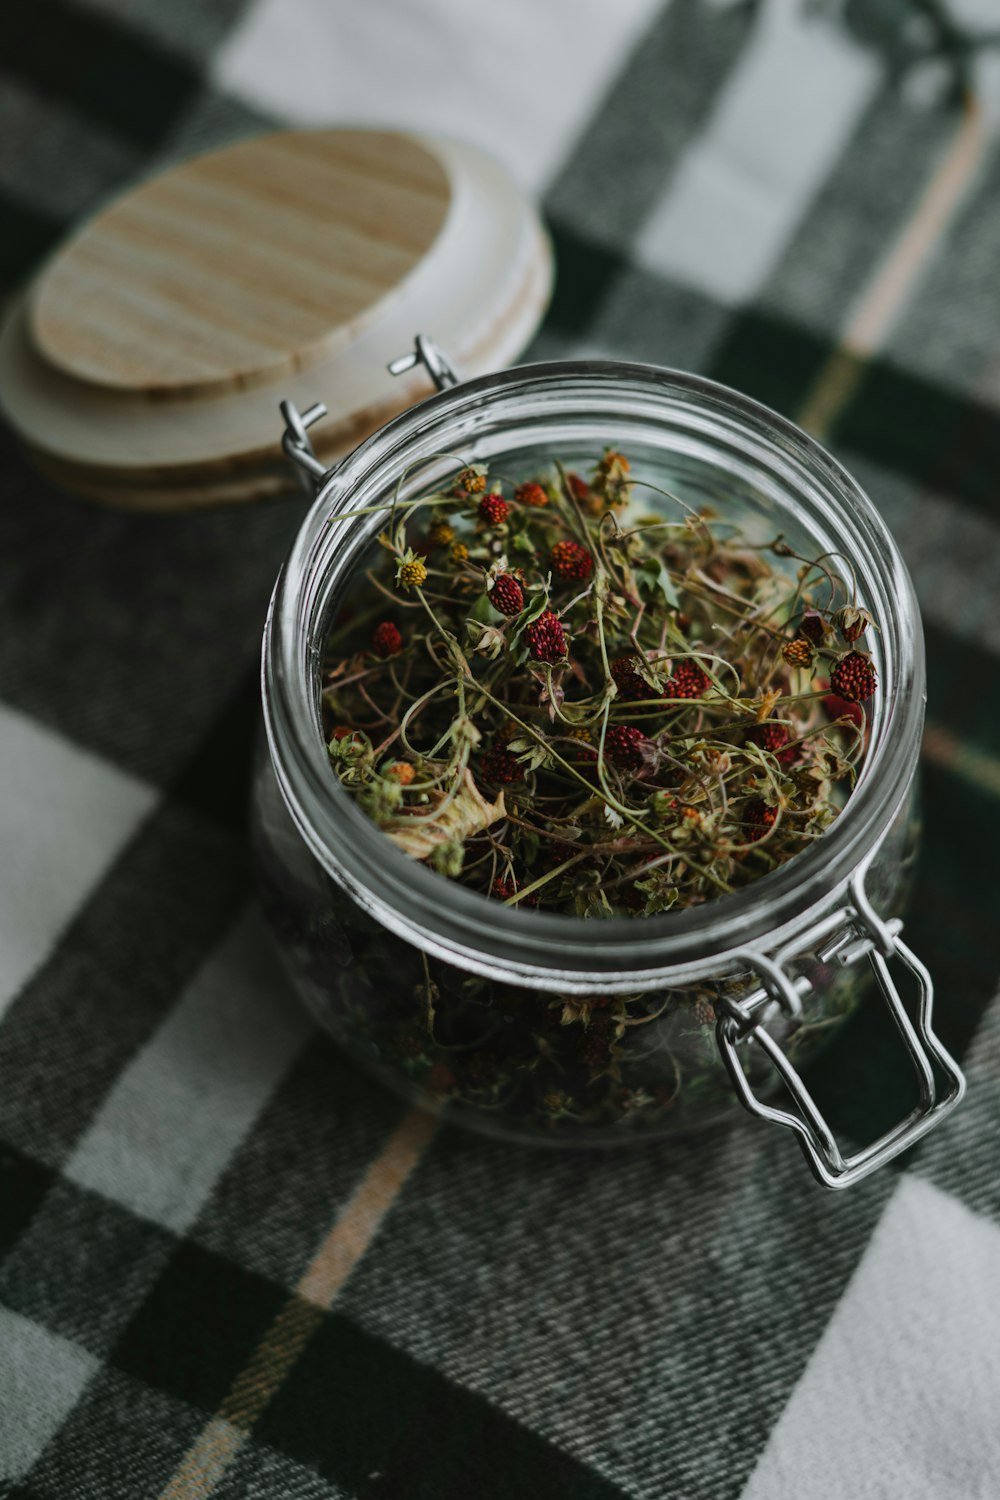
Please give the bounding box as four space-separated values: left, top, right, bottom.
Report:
3 2 1000 1496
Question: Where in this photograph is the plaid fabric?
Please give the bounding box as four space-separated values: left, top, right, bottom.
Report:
3 2 1000 1495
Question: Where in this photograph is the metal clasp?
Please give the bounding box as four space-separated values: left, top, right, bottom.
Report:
280 398 328 494
280 335 460 496
715 851 966 1189
387 333 460 391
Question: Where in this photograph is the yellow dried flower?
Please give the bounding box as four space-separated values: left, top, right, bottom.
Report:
450 541 469 564
455 465 487 494
591 449 633 509
428 518 455 547
781 636 814 669
396 555 428 590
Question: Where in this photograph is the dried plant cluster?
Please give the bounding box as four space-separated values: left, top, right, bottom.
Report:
321 450 877 920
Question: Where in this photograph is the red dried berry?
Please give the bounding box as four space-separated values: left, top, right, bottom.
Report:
822 690 864 731
830 651 877 703
664 660 709 700
514 481 549 508
745 719 801 767
491 875 538 907
488 574 524 616
479 744 524 785
525 610 567 663
372 619 402 658
744 797 778 843
580 1027 612 1070
798 610 827 645
610 656 657 702
550 539 594 583
604 724 648 772
478 492 508 526
837 606 871 644
567 472 591 503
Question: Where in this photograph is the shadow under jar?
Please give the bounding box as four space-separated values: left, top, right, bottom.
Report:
253 357 964 1188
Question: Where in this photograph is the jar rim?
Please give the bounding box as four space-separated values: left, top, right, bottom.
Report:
263 358 925 990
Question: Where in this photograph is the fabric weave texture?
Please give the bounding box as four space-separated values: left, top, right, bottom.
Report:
2 2 1000 1497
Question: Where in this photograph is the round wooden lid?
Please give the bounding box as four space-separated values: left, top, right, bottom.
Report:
0 127 552 510
30 132 452 399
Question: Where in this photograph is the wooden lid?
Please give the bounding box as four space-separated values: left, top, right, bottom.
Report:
0 128 552 509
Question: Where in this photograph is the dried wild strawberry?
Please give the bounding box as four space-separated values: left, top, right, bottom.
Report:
479 744 524 785
604 724 648 771
550 539 594 583
372 619 402 657
692 996 716 1027
782 636 814 669
386 761 415 785
455 465 487 495
610 656 657 701
515 481 549 508
491 875 537 907
831 651 876 703
745 719 801 767
822 689 864 730
396 557 427 590
427 518 455 547
836 606 872 644
488 574 524 616
663 660 709 700
478 492 509 526
525 610 567 663
568 726 597 762
744 797 778 842
798 610 827 645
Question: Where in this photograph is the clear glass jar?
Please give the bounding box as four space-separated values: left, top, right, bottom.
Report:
254 356 964 1187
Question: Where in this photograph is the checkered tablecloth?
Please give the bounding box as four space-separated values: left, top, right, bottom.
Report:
3 2 1000 1496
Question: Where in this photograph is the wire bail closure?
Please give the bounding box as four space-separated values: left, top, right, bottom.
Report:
280 335 460 496
715 849 966 1189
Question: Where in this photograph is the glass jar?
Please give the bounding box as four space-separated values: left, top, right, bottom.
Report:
254 351 964 1188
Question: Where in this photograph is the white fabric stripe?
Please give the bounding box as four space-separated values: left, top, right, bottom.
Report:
213 0 664 195
740 1176 1000 1500
0 1307 99 1481
0 703 155 1022
635 0 879 304
64 911 310 1233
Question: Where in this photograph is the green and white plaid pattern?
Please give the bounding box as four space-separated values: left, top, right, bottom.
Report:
3 2 1000 1495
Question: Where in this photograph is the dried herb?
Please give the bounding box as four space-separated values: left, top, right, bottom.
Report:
320 450 876 920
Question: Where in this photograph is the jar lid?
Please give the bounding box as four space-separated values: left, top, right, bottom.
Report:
0 128 552 509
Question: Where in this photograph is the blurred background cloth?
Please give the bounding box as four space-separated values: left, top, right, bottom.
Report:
3 2 1000 1497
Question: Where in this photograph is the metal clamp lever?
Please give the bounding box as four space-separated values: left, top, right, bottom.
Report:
280 335 459 494
715 856 966 1190
280 398 329 492
387 333 460 392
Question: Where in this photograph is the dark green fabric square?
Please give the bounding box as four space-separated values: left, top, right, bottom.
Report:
3 0 200 149
109 1241 288 1413
708 307 831 416
0 1143 53 1260
257 1311 625 1500
836 363 1000 521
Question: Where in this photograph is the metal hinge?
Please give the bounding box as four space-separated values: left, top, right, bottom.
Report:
715 849 965 1189
280 334 459 495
